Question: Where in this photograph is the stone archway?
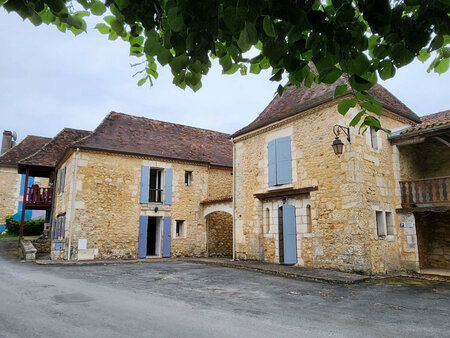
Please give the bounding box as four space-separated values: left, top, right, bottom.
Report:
206 211 233 257
201 196 233 257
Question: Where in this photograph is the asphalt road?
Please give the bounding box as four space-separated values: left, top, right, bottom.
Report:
0 239 449 338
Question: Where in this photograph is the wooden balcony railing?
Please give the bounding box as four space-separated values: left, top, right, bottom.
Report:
26 184 53 208
399 176 450 208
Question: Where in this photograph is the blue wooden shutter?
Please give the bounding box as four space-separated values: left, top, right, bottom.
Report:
162 216 171 258
61 215 66 238
164 168 173 205
20 174 26 196
268 140 277 186
276 136 292 185
138 216 148 258
282 204 297 264
140 166 150 203
61 167 66 192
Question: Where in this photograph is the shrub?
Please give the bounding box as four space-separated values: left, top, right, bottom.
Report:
5 216 45 236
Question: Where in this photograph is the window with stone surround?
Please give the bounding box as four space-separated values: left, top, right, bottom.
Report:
386 212 394 235
57 166 66 194
306 205 312 233
175 220 185 238
376 211 386 237
185 171 192 186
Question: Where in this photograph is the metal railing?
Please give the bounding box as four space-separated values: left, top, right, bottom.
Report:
399 176 450 208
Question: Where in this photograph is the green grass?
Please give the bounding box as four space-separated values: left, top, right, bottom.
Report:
0 233 18 239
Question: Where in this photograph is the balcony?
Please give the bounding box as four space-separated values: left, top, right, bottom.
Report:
399 176 450 209
25 184 54 209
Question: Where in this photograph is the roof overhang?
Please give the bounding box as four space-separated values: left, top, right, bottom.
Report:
389 123 450 147
17 163 54 177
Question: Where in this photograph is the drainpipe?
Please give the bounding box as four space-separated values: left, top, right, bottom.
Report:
67 148 80 260
232 140 236 261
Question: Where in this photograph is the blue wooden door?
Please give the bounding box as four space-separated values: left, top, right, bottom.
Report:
282 205 297 264
138 216 148 258
162 216 171 258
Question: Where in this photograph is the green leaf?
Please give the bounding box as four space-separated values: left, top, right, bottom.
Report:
360 101 383 116
223 64 239 74
430 35 444 51
418 49 430 62
349 75 373 91
110 18 125 36
435 58 449 74
337 98 357 115
170 54 188 73
377 60 396 80
250 63 261 74
167 7 185 33
95 23 110 34
334 85 348 99
319 66 343 85
156 49 173 66
350 110 366 127
219 54 232 72
45 0 66 14
115 0 130 10
90 1 106 16
263 16 276 38
237 28 251 52
137 77 147 86
390 43 415 67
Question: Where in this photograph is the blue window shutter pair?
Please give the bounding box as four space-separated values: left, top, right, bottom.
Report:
268 136 292 186
139 166 173 204
137 216 171 258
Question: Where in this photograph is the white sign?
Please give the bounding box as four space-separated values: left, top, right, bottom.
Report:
400 222 413 228
78 238 87 250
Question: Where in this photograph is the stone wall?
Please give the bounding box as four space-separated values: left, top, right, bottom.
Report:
207 211 233 257
208 167 233 198
415 211 450 270
31 239 51 254
53 149 232 260
0 166 20 224
233 99 415 274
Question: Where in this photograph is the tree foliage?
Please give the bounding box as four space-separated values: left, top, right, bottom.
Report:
2 0 449 130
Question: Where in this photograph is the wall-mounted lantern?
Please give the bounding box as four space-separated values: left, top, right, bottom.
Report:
332 125 351 157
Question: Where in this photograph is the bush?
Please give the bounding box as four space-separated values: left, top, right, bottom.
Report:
5 216 45 236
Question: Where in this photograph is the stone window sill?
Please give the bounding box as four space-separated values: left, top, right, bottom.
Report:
267 183 293 191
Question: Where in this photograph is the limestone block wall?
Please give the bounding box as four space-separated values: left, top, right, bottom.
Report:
208 167 233 198
233 99 415 274
53 149 231 260
415 211 450 270
206 211 233 256
0 166 21 223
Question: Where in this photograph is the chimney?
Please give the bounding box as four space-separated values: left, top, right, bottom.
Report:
1 131 13 155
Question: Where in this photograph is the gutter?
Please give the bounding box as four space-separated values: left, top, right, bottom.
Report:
67 148 80 260
388 122 450 140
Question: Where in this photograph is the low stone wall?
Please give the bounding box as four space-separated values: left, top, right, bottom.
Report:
207 211 233 257
19 239 36 261
31 239 51 254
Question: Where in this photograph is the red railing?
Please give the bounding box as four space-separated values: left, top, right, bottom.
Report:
26 185 53 207
399 176 450 208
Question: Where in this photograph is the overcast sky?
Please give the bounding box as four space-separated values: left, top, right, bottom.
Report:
1 9 449 143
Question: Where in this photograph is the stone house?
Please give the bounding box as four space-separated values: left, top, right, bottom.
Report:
230 79 448 274
16 128 91 236
51 112 233 261
0 132 51 228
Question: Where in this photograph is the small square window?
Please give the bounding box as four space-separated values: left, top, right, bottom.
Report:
175 220 185 238
185 171 192 186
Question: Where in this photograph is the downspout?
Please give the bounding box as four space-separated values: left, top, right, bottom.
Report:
67 148 80 260
232 140 236 261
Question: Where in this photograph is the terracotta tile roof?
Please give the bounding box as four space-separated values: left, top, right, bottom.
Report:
398 110 450 135
231 79 421 138
0 135 51 167
72 112 233 167
19 128 91 168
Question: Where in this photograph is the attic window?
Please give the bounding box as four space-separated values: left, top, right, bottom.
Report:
370 127 378 150
185 171 192 186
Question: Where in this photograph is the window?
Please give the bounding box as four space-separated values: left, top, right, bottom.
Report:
185 171 192 186
268 136 292 186
140 166 172 205
370 127 378 150
175 220 184 238
149 168 163 202
385 212 394 235
376 211 386 237
57 167 66 194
